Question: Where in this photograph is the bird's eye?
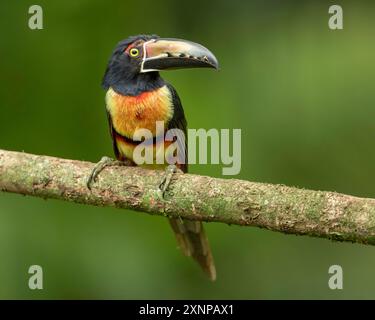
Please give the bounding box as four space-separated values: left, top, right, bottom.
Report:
129 48 140 58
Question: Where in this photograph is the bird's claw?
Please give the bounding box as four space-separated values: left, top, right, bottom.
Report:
157 165 178 199
86 156 122 190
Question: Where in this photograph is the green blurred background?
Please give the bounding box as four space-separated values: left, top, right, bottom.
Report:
1 0 375 299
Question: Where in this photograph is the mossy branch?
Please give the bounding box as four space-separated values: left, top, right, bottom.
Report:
1 149 375 245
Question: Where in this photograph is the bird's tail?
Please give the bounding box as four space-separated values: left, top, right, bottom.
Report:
169 218 216 281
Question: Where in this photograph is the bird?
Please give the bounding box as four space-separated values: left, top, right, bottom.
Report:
87 34 219 280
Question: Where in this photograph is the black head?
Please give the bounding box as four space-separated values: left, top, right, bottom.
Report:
102 34 219 96
102 34 161 96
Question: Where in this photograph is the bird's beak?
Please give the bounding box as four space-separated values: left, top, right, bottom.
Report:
140 38 219 73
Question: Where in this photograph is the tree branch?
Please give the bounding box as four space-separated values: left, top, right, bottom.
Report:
1 149 375 245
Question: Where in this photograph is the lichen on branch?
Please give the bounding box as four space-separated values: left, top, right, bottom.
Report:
1 149 375 245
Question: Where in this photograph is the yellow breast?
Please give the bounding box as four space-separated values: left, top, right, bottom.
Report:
106 85 173 139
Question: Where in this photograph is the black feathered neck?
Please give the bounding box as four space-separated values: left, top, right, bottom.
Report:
103 70 166 96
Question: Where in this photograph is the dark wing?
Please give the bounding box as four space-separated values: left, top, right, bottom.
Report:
165 84 216 280
166 84 216 280
166 83 188 173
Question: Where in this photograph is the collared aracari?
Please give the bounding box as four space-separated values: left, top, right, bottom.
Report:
88 35 219 280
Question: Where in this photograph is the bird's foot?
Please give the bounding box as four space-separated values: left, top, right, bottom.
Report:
157 165 178 200
86 156 127 190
